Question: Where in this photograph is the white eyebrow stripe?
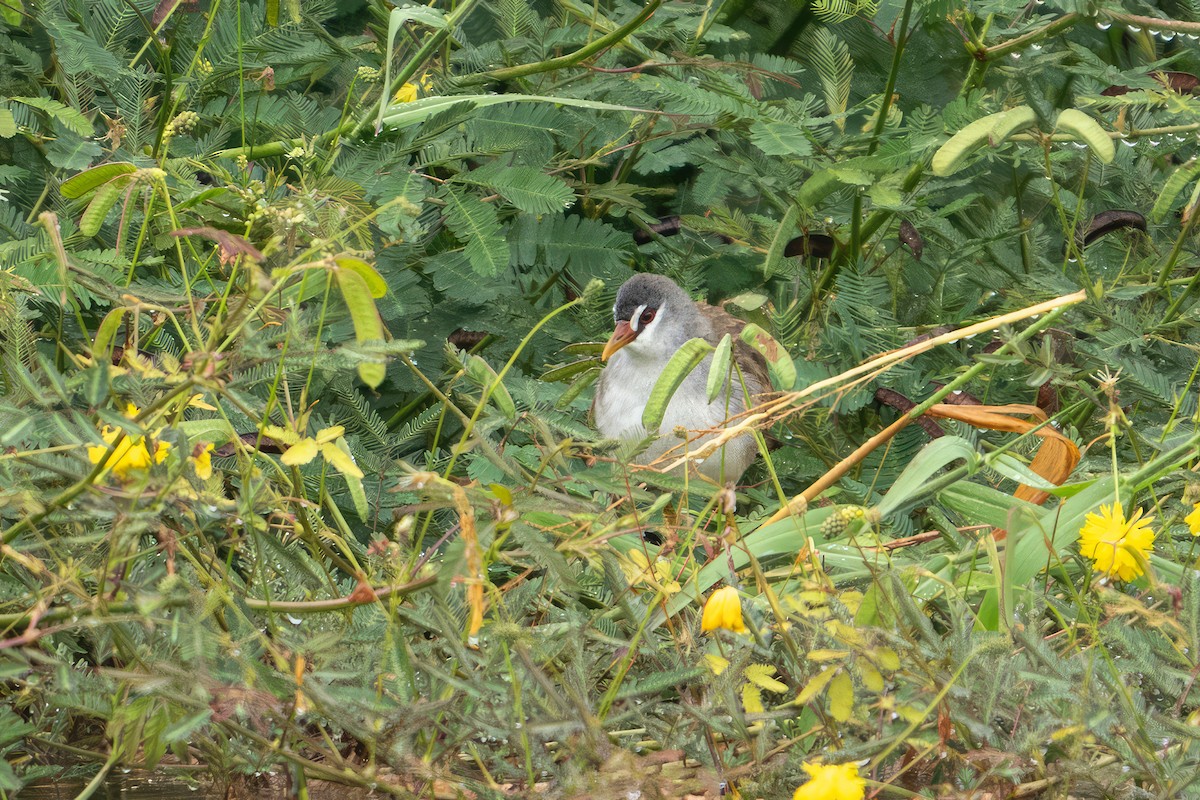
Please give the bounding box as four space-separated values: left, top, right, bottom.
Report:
629 304 646 332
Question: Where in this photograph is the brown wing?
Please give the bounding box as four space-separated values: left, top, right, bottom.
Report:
699 302 771 398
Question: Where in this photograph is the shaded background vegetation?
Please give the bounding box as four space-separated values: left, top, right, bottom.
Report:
4 0 1200 796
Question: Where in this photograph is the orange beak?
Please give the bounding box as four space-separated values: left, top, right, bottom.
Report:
602 320 638 361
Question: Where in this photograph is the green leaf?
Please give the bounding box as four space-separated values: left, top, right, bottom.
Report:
748 118 813 156
763 204 799 277
706 333 732 403
0 108 15 138
334 266 387 388
0 0 22 26
795 156 889 209
642 337 713 431
878 437 977 517
466 354 517 420
11 96 93 136
805 26 853 123
456 166 575 214
60 162 137 199
827 671 854 721
442 189 507 276
375 4 450 130
45 131 102 171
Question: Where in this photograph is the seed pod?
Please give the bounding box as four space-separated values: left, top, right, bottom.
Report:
898 219 923 261
784 233 835 259
1074 210 1147 248
931 106 1037 177
1054 109 1115 164
633 216 683 245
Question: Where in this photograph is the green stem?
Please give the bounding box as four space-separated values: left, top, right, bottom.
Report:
1154 211 1197 290
908 305 1072 418
72 750 119 800
442 297 582 479
868 0 914 156
458 0 664 87
980 13 1081 60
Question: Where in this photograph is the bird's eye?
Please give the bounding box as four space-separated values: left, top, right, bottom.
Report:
639 308 656 326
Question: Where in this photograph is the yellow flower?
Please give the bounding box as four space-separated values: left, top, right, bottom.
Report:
87 404 169 480
620 549 681 596
1186 503 1200 537
191 442 214 480
393 73 431 103
793 762 866 800
701 586 746 634
1078 501 1155 582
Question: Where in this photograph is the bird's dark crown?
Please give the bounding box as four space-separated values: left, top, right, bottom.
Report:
613 274 690 322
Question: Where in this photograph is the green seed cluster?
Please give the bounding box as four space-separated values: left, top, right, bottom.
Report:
820 506 868 538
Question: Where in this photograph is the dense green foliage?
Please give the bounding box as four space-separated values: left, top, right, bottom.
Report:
5 0 1200 796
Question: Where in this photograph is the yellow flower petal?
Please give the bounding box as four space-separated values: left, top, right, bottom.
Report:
793 762 866 800
701 586 746 634
1079 501 1155 582
191 443 214 480
281 438 319 466
1186 503 1200 537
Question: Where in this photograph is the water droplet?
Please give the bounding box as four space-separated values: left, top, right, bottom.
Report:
1150 139 1161 146
1128 25 1141 33
1071 141 1089 149
1188 33 1199 41
287 614 302 625
1010 52 1021 60
1097 21 1111 30
1067 257 1077 264
1121 138 1136 147
1031 43 1043 50
1164 31 1176 41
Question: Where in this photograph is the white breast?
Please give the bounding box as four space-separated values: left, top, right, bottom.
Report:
595 350 756 482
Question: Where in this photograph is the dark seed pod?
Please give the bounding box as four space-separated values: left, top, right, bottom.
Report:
449 328 488 350
1036 382 1059 415
215 433 286 459
1102 72 1199 97
1075 210 1147 248
633 216 683 245
783 233 835 259
1164 72 1200 94
902 326 953 347
898 219 923 261
874 387 945 439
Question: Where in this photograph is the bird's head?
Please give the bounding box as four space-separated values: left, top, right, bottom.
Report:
602 274 698 361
